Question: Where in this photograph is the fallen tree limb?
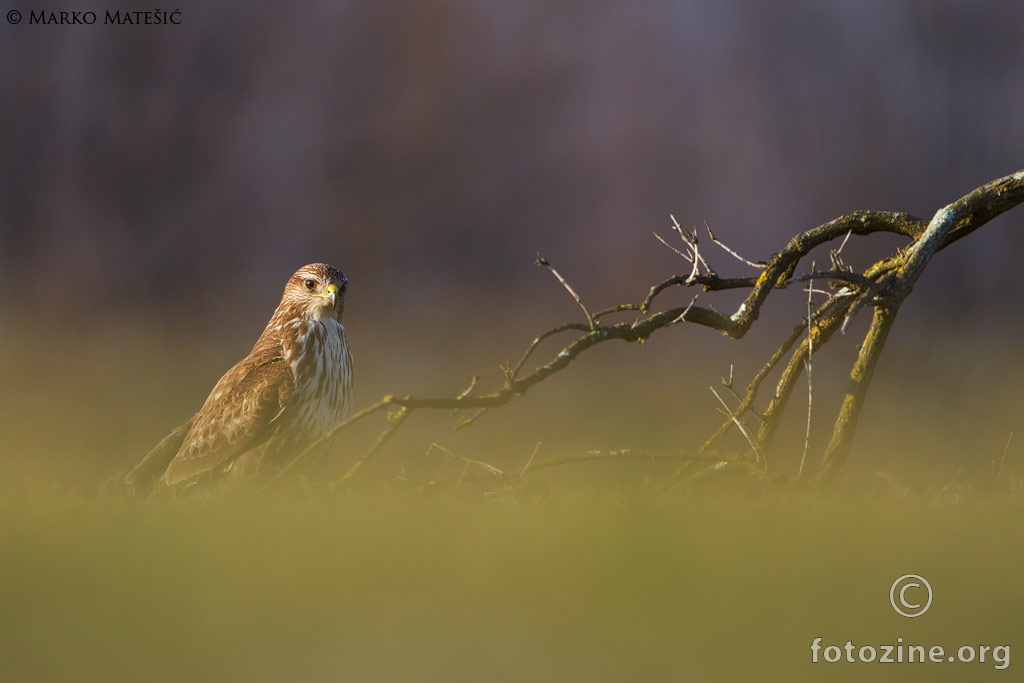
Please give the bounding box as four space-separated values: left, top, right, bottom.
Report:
266 170 1024 492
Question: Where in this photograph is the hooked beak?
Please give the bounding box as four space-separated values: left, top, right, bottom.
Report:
324 283 339 309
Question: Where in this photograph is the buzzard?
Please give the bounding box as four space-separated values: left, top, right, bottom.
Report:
126 263 353 493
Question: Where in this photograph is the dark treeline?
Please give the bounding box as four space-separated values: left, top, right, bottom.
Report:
2 0 1022 326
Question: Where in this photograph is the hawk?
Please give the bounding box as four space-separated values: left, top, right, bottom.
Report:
126 263 354 493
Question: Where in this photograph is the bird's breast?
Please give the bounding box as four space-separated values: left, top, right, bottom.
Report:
290 320 354 439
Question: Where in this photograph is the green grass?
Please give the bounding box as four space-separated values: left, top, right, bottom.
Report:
1 491 1021 683
2 324 1022 681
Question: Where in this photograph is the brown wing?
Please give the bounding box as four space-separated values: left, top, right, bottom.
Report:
161 339 295 486
124 416 196 494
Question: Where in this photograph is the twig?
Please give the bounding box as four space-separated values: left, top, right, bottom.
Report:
679 219 715 276
640 273 757 313
537 253 596 330
840 272 895 334
719 365 744 405
784 270 874 289
511 321 591 378
797 264 815 480
699 293 848 454
426 442 503 476
705 221 766 269
670 293 699 324
669 215 702 282
710 386 766 469
653 231 693 263
519 442 543 478
830 229 853 271
456 408 489 431
592 303 643 320
337 406 410 482
264 397 393 488
456 376 480 400
423 449 712 492
835 228 853 255
997 433 1014 481
523 449 705 472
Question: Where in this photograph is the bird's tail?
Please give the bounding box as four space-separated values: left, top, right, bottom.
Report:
124 416 195 496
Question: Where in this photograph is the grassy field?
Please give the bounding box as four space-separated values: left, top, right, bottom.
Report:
1 489 1020 683
2 319 1022 681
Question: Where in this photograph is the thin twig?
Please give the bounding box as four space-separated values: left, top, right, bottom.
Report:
511 321 591 377
710 386 766 469
719 364 742 403
519 442 543 478
668 215 704 281
830 229 853 271
797 264 815 480
337 406 410 482
840 272 895 334
670 293 699 324
653 231 693 263
835 228 853 256
264 397 393 488
705 221 766 269
537 253 596 330
592 303 643 320
423 449 711 492
784 270 874 289
456 375 480 400
997 433 1014 481
426 442 503 476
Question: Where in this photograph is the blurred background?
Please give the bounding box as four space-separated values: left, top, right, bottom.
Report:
4 5 1024 683
2 0 1023 488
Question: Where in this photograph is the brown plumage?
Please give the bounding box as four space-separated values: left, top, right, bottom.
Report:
126 263 353 493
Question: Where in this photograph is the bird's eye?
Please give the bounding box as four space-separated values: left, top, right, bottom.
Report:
303 279 316 291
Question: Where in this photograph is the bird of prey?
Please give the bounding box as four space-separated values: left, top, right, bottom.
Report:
126 263 353 493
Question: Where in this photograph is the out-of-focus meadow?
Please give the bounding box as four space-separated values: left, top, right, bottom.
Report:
2 493 1024 682
3 1 1024 681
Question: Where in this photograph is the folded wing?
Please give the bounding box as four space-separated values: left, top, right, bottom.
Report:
161 340 295 486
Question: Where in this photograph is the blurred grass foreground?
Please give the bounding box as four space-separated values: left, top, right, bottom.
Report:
2 276 1024 682
1 491 1022 683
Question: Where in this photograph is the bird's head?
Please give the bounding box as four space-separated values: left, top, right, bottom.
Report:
283 263 349 322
